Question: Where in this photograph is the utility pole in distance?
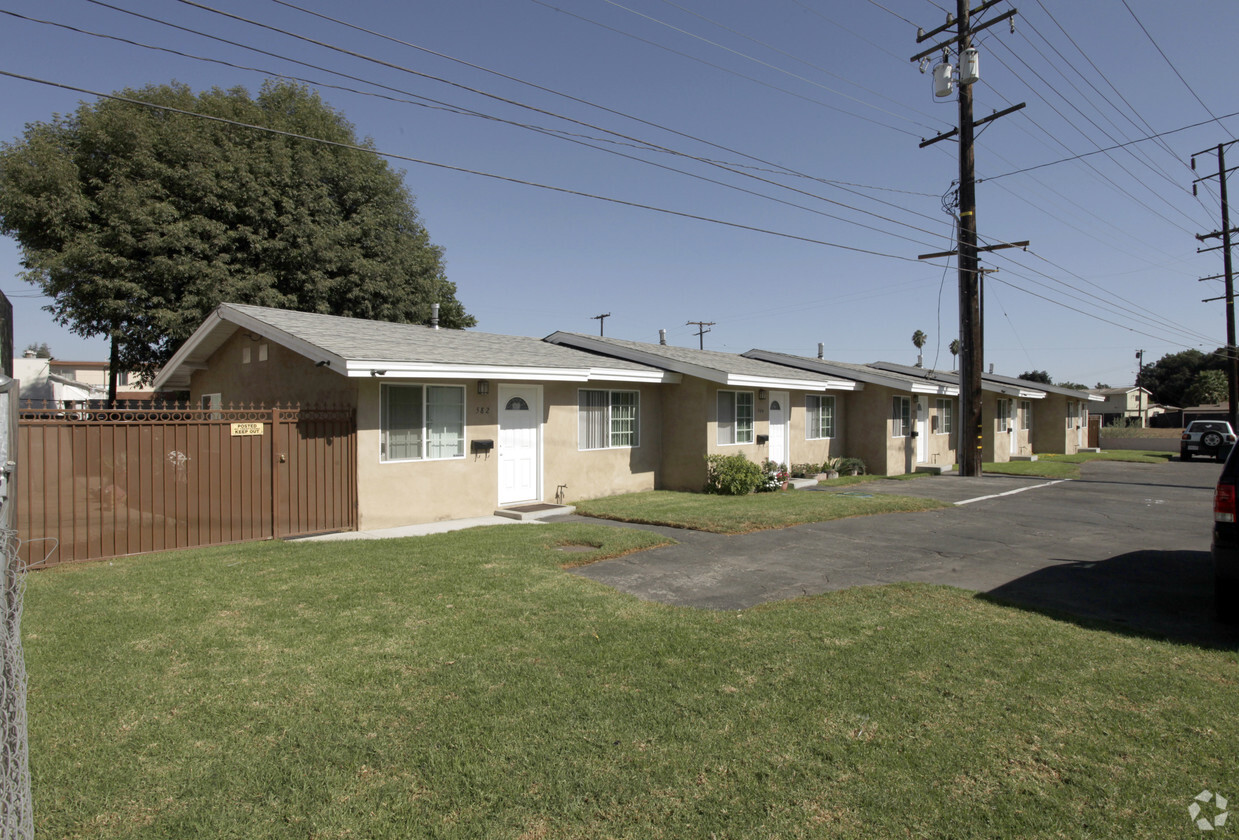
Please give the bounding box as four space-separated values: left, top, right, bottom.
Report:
1194 141 1239 431
686 321 715 350
591 312 611 336
912 0 1021 477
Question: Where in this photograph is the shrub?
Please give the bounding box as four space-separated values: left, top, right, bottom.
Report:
835 457 866 475
789 463 818 478
758 459 790 492
704 453 765 495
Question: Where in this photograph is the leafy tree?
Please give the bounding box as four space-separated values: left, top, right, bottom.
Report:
1055 381 1089 391
1093 382 1111 389
23 342 51 358
0 81 473 402
1136 349 1225 407
949 339 960 370
1184 369 1228 406
1018 370 1052 385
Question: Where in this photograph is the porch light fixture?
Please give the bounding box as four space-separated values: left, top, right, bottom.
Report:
371 369 387 377
758 389 768 401
477 379 490 395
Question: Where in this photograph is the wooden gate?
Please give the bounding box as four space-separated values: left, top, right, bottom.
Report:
16 404 357 567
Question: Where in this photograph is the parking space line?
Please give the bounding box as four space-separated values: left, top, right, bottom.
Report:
954 479 1072 506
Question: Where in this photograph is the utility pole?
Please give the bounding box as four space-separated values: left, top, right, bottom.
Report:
912 0 1021 477
686 320 715 350
591 312 610 336
1194 141 1239 431
1135 349 1145 427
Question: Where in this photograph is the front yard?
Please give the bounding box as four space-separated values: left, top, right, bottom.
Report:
24 521 1239 839
573 480 946 533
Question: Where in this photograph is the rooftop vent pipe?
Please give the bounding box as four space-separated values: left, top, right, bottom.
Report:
817 343 824 360
431 303 440 330
659 329 667 345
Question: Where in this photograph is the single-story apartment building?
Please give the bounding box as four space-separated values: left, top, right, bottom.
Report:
741 349 959 474
153 304 1098 528
870 363 1102 460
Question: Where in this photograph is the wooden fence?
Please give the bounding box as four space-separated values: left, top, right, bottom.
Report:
16 404 357 567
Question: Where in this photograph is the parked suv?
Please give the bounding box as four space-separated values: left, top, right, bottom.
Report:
1181 420 1236 462
1212 446 1239 624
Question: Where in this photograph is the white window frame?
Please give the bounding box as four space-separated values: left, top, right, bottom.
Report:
578 389 640 450
997 398 1012 433
934 398 953 435
1020 400 1032 431
380 383 466 463
806 394 836 440
892 396 911 438
717 390 755 445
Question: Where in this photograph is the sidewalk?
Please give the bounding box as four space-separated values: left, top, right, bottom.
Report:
295 515 549 541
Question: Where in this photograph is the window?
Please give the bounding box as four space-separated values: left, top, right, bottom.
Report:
381 384 465 462
997 398 1011 432
806 395 836 439
717 391 754 445
200 392 222 419
892 396 911 438
935 398 953 435
1020 400 1032 431
579 389 640 449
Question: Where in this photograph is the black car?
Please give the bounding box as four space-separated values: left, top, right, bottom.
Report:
1211 446 1239 624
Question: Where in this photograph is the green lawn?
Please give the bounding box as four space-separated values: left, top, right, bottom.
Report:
574 486 947 533
22 524 1239 839
983 450 1175 479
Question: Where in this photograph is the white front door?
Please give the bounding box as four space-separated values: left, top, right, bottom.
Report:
915 396 929 463
768 391 789 467
498 385 540 505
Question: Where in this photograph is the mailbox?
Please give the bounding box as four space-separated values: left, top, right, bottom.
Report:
756 434 770 445
471 439 494 454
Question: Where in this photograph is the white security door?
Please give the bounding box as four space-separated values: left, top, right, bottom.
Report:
498 385 540 505
768 392 789 467
915 396 929 463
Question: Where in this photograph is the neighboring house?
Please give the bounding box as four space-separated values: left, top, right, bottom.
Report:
870 363 1102 460
544 332 860 489
1088 386 1161 427
741 349 958 474
15 353 156 408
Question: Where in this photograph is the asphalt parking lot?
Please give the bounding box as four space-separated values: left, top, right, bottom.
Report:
564 459 1238 646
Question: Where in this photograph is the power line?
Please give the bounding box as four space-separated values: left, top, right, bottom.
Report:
593 0 942 132
63 2 950 243
0 70 929 264
980 108 1239 182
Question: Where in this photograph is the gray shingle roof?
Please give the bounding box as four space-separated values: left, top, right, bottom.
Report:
224 304 659 370
547 332 856 387
743 349 953 393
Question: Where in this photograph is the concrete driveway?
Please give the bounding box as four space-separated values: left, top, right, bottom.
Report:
563 460 1238 646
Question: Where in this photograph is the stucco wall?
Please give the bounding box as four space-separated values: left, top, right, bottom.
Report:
660 376 711 491
354 378 667 528
921 396 957 468
1033 394 1083 454
543 382 663 504
788 392 846 470
190 331 357 408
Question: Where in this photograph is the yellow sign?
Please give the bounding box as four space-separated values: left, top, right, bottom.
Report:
230 422 264 437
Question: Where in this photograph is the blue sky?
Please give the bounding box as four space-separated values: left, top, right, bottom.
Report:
1 0 1235 387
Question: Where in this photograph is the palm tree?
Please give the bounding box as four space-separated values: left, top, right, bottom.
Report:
912 330 927 367
949 339 960 370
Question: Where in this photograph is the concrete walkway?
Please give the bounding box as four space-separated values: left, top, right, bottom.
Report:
295 515 549 541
